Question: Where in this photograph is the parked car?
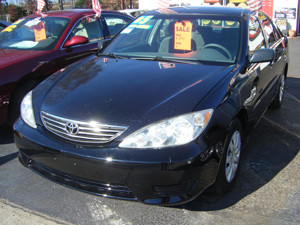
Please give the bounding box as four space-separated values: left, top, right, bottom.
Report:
14 6 289 205
0 20 11 32
0 9 133 125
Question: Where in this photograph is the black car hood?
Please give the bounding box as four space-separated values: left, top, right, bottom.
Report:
39 56 234 130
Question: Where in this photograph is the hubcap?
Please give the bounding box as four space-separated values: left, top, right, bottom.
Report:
225 130 241 183
279 76 285 103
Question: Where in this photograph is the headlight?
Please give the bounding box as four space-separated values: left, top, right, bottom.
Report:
20 91 37 129
119 109 213 149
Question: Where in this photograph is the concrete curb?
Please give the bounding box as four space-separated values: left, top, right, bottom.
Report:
0 198 70 225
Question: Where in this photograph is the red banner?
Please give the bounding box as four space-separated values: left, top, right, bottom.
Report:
261 0 274 18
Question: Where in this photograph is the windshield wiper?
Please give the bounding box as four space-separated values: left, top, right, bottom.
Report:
153 56 199 64
129 56 198 64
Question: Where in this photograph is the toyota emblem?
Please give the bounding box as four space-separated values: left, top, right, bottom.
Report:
65 122 79 135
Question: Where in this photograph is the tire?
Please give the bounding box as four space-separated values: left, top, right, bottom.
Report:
8 81 38 127
212 118 243 194
270 75 285 109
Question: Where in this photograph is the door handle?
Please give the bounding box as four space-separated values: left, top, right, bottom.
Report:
244 86 257 106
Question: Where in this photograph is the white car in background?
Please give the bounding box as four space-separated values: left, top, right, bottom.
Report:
119 9 148 17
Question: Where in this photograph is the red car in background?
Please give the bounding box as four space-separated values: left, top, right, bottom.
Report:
0 9 132 125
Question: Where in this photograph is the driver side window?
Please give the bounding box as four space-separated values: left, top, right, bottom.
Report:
248 16 266 56
69 16 104 42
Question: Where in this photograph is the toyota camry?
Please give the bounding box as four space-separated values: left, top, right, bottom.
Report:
14 6 289 205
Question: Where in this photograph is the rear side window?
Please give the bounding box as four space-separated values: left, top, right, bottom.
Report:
248 15 266 55
102 14 132 37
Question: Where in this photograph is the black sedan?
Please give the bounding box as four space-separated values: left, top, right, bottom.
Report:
14 6 289 205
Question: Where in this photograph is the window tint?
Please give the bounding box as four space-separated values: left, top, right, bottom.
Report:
69 16 104 42
248 15 266 55
102 14 132 37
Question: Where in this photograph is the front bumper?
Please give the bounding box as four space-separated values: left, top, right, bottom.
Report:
14 118 221 205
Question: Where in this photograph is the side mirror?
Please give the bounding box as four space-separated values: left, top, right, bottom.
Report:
250 48 275 63
64 36 89 47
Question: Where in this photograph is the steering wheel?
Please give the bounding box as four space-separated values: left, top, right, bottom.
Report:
202 43 232 61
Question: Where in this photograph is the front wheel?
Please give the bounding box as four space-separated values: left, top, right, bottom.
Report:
212 118 243 194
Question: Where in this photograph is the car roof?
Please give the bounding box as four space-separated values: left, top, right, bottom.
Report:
25 9 129 19
144 6 252 17
120 9 142 13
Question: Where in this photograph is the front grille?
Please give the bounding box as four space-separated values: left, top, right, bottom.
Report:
41 111 127 144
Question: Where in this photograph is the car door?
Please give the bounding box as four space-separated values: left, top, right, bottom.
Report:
259 12 287 97
246 14 275 124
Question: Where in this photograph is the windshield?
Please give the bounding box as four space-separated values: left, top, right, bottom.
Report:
103 14 240 63
0 17 70 51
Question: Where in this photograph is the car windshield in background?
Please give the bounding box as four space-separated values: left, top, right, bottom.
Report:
0 17 70 51
103 14 240 63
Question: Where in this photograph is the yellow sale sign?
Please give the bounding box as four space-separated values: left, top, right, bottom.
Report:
174 21 193 51
34 21 47 42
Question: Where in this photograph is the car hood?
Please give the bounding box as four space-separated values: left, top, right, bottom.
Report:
0 49 47 68
38 56 234 130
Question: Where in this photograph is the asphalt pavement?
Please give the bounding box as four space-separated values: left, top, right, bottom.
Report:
0 37 299 225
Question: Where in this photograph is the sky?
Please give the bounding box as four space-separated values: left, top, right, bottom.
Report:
3 0 59 5
4 0 23 5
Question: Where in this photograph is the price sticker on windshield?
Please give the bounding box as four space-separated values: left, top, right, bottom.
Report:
1 19 25 33
174 21 193 51
34 21 47 42
1 25 17 33
127 16 153 30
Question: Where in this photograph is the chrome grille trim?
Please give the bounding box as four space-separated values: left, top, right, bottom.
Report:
41 111 127 144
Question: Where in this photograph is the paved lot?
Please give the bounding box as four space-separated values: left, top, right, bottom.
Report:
0 38 299 225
